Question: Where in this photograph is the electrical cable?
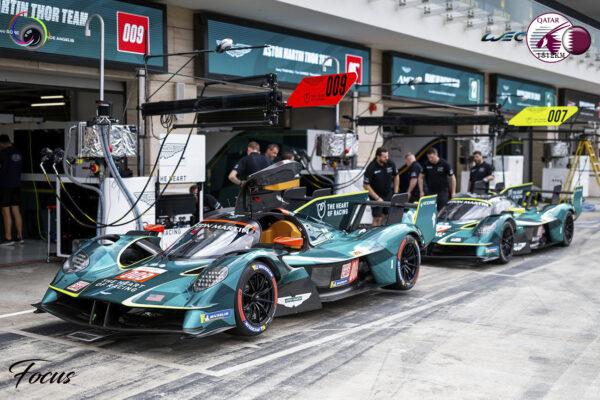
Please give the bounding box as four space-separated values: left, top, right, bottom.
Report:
27 131 46 241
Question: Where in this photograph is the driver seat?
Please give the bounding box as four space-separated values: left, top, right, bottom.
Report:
261 220 302 248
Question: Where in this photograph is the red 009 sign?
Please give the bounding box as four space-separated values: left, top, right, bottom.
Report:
116 11 149 54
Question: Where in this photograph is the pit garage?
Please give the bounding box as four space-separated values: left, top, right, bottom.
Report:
1 1 600 399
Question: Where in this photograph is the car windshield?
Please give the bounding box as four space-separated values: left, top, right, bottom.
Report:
165 220 260 260
438 200 492 222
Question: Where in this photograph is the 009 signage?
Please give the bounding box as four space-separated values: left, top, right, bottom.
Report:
196 14 371 93
383 52 484 105
0 0 166 70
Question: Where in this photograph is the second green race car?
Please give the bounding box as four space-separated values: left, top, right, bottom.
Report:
425 183 583 263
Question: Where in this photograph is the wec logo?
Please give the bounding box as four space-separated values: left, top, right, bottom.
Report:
481 31 526 42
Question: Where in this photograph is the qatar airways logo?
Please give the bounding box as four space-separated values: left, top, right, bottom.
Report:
526 13 591 63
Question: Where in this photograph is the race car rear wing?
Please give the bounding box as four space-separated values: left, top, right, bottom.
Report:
523 185 583 216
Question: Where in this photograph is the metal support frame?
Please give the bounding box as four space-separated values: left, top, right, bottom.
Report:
136 68 146 176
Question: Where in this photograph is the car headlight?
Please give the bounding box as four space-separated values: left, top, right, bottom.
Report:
62 251 90 274
193 266 228 292
476 222 497 236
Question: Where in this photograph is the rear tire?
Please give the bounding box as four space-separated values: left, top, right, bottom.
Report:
232 262 278 336
561 211 574 247
386 235 420 290
496 223 514 264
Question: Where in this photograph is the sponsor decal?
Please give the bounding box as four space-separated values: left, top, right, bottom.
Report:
8 11 50 51
316 201 326 220
330 278 349 288
450 237 462 242
485 246 499 254
526 13 591 63
115 266 166 283
513 242 527 251
481 31 526 42
94 279 146 293
278 293 312 308
448 199 491 207
252 264 275 279
200 309 232 323
145 293 165 302
66 280 89 292
349 259 359 283
436 223 451 233
243 320 265 333
341 262 351 279
196 221 256 233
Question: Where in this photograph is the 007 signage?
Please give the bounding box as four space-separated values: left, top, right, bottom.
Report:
116 11 149 54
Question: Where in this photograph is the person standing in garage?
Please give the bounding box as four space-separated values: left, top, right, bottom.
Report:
363 147 399 227
228 141 273 186
468 151 495 193
265 143 280 161
405 152 423 203
418 147 455 210
0 134 24 246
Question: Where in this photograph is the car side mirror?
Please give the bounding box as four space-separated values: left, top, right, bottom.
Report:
273 236 303 249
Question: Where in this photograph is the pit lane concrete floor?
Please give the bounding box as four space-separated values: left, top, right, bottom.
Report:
1 210 599 399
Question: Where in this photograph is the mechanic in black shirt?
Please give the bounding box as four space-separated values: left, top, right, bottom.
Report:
190 184 222 222
468 150 495 193
363 147 399 226
228 141 273 186
0 134 24 246
405 152 423 202
418 147 455 210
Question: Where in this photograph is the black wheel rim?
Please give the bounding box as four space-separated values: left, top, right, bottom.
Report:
501 227 514 257
398 241 419 282
564 215 574 243
242 271 275 325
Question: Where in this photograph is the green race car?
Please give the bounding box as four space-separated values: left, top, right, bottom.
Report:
36 161 438 338
425 183 583 263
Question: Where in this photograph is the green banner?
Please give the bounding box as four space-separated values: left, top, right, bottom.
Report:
387 54 484 104
0 0 165 68
202 16 370 93
495 76 555 112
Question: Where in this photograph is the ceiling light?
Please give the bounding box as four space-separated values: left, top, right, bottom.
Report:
31 102 66 107
40 95 64 99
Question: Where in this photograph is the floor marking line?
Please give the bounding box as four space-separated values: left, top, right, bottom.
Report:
0 309 35 319
1 327 221 377
207 291 471 377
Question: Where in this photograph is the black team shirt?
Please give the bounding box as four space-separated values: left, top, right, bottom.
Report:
364 159 398 197
422 158 454 193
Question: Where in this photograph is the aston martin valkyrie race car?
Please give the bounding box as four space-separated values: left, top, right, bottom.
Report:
36 161 438 337
426 183 583 263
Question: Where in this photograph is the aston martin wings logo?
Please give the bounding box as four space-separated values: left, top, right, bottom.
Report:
401 66 412 73
159 144 185 160
134 192 155 206
216 40 252 58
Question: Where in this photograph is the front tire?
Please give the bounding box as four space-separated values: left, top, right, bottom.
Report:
386 235 420 290
232 262 278 336
496 223 514 264
561 211 574 247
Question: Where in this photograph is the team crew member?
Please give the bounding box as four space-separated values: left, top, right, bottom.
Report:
265 143 279 160
418 148 455 210
281 151 294 161
189 184 222 221
228 141 273 186
468 151 495 193
0 134 24 246
363 147 399 227
405 152 423 202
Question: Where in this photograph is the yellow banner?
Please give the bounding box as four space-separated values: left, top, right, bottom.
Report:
508 106 578 126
